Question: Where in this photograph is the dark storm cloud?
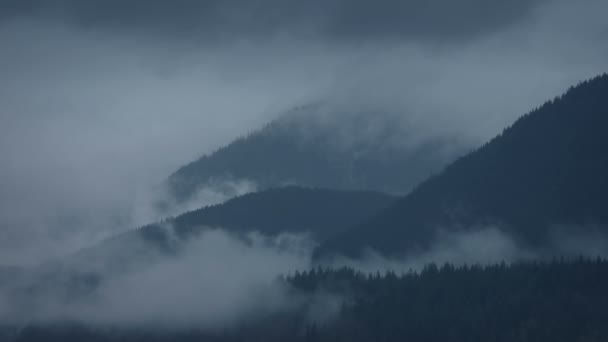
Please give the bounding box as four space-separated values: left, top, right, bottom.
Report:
0 0 546 43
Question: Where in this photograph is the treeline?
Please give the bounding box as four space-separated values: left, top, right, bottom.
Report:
287 258 608 342
12 258 608 342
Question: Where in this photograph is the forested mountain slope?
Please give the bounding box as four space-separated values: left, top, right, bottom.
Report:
145 186 396 244
0 187 396 323
167 104 466 202
317 74 608 259
76 186 396 271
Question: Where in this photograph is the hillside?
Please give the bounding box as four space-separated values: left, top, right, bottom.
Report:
74 186 396 272
167 104 466 203
12 258 608 342
168 186 395 241
0 187 396 317
316 74 608 259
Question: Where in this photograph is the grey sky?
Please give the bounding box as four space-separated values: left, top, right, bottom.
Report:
0 0 607 265
1 0 546 43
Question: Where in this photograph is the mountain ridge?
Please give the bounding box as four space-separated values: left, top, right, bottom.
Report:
316 74 608 259
166 103 467 203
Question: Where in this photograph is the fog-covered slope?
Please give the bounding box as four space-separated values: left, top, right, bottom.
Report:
317 74 608 259
0 187 396 329
70 186 396 273
167 103 467 204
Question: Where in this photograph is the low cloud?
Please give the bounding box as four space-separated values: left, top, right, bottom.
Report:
133 179 258 227
2 224 608 333
0 229 314 330
324 225 608 274
548 224 608 259
325 227 535 273
82 229 310 329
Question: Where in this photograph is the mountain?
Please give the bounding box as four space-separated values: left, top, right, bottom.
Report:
12 259 608 342
142 186 396 245
166 103 467 204
0 187 395 317
74 186 396 272
316 74 608 259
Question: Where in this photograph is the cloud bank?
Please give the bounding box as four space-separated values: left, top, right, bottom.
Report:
0 0 607 266
2 225 607 333
0 229 314 329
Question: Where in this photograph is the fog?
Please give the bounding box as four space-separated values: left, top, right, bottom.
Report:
2 225 607 332
0 229 327 330
0 22 333 264
68 230 312 329
1 0 607 269
134 179 258 227
325 227 535 274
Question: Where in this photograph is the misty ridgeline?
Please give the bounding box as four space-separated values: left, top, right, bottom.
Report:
2 73 608 342
1 1 608 341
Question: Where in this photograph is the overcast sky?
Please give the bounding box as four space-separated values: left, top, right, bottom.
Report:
1 0 607 265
